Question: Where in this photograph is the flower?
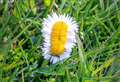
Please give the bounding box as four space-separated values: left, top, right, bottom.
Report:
42 13 78 64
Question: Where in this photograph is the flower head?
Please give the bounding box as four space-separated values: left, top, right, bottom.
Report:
42 13 78 63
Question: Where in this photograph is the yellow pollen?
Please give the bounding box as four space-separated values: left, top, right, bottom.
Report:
50 21 68 56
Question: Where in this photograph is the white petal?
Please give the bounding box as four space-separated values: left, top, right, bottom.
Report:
60 51 71 60
50 56 59 64
44 54 51 60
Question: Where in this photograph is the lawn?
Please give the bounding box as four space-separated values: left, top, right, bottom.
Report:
0 0 120 82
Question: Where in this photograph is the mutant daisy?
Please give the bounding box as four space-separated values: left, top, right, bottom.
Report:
41 12 78 64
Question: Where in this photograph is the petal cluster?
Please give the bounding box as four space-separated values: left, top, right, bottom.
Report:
42 13 78 63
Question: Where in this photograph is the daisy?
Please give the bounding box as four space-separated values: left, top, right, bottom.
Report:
42 12 78 64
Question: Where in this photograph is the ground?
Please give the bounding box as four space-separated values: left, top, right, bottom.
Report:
0 0 120 82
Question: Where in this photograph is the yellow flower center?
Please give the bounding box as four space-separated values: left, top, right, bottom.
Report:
50 21 68 56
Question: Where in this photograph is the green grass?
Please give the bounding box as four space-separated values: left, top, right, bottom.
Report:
0 0 120 82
